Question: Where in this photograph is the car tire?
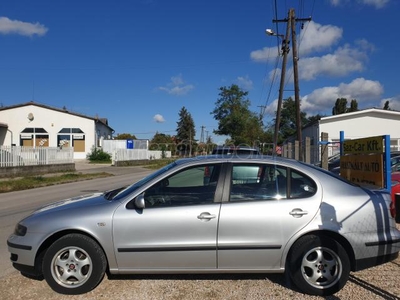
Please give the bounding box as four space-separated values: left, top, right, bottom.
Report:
42 233 107 295
288 235 350 296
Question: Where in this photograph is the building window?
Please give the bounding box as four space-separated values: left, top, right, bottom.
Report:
20 127 49 147
58 128 85 152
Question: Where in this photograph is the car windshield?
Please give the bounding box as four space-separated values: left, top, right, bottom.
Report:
111 161 177 200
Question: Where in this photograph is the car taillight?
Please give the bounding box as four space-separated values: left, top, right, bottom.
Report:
390 201 396 219
390 180 399 219
204 166 210 177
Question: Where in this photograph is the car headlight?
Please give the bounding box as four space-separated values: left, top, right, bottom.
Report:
14 223 27 236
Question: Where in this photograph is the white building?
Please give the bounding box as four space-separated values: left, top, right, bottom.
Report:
291 108 400 163
0 102 114 159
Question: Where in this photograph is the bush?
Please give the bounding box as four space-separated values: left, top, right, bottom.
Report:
87 147 111 162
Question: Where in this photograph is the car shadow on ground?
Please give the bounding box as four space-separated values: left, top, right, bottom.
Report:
348 274 399 300
107 272 399 299
107 273 305 295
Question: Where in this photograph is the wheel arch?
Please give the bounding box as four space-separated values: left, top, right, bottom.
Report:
34 229 109 276
286 230 356 271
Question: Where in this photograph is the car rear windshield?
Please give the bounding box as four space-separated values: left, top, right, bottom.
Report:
300 161 360 187
212 148 260 155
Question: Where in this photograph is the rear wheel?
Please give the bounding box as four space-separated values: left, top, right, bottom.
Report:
288 235 350 296
42 234 107 295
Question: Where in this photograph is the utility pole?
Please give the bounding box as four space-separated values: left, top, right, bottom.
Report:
291 9 311 161
200 126 205 143
273 10 291 155
258 105 266 121
272 8 311 160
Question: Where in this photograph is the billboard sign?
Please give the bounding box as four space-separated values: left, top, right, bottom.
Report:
340 153 384 187
343 136 384 155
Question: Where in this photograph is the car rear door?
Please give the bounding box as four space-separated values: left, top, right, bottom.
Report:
217 163 321 270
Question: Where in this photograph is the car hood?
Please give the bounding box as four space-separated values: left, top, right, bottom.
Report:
33 192 106 215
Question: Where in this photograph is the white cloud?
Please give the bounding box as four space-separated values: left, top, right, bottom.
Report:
153 114 165 123
330 0 341 5
355 39 375 52
158 74 194 96
329 0 389 9
251 21 342 63
235 75 253 90
301 78 384 114
263 78 384 117
298 21 343 56
250 46 277 63
0 17 48 37
298 44 368 80
361 0 389 8
252 21 374 82
380 96 400 111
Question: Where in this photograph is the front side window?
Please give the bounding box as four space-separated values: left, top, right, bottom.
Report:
143 164 221 207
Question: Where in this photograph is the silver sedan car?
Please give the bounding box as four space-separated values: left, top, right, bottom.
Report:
7 156 400 296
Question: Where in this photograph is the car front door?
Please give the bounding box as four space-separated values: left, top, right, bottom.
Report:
112 163 224 270
217 163 321 270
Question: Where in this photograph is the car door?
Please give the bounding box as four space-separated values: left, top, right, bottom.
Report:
112 163 224 270
217 163 321 270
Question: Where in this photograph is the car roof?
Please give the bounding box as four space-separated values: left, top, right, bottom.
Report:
174 154 302 166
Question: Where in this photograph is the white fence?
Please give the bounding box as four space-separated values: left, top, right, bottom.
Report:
0 146 74 167
112 149 171 164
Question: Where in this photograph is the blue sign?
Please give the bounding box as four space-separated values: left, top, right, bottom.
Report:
126 139 134 149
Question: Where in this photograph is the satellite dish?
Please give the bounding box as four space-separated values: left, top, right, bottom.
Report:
28 113 34 121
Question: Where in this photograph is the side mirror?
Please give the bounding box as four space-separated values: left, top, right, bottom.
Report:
134 194 146 209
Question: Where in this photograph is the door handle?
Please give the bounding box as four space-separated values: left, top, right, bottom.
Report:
289 209 308 218
197 212 216 220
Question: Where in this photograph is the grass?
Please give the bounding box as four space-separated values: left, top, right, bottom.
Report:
144 159 176 169
0 172 113 193
0 159 176 193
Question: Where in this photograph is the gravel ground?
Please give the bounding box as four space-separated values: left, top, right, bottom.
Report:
1 254 400 300
2 223 400 300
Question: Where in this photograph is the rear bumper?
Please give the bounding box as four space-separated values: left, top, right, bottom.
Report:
354 251 398 271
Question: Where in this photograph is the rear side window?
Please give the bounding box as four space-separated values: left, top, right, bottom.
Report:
230 164 287 201
289 170 317 198
229 164 316 201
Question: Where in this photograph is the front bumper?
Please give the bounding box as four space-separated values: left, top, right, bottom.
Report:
7 234 39 269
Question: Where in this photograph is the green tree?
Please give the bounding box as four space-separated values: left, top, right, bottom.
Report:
332 98 359 115
176 107 196 156
383 100 391 110
278 97 308 142
86 147 111 162
306 114 324 124
114 133 137 140
332 98 348 115
348 99 358 112
211 84 263 145
149 132 174 155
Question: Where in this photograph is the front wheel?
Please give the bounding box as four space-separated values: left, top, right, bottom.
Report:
288 235 350 296
42 234 107 295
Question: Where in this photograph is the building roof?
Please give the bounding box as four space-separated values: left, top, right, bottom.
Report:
0 101 114 131
320 108 400 123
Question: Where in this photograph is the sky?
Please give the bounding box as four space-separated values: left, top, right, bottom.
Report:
0 0 399 144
